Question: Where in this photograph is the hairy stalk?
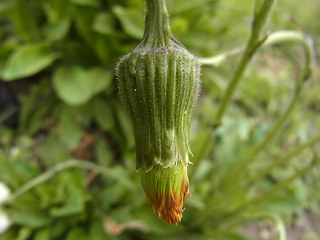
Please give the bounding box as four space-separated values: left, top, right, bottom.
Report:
192 30 313 177
214 0 276 127
191 2 314 224
200 30 312 67
199 47 243 67
8 160 131 202
142 0 171 47
220 29 312 187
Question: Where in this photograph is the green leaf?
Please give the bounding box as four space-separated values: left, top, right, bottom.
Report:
109 166 134 189
66 229 88 240
34 228 51 240
264 197 302 214
215 116 250 166
211 233 252 240
112 101 134 149
133 208 173 234
70 0 99 8
193 159 213 182
58 105 83 149
167 0 214 14
92 12 116 35
0 151 39 189
94 137 112 167
11 0 40 41
49 170 87 217
0 125 13 146
1 231 17 240
0 42 15 74
35 133 71 166
89 68 112 94
74 7 113 64
43 0 73 21
18 79 57 135
50 221 70 239
92 97 114 131
62 41 99 67
50 186 86 217
89 222 110 240
17 227 32 240
0 1 12 15
112 6 144 39
1 43 60 81
53 66 112 105
43 20 71 42
7 209 52 228
101 184 125 205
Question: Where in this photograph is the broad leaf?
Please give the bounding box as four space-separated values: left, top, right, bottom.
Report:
92 12 116 35
112 6 144 39
92 97 114 131
58 105 83 148
53 66 112 105
2 43 60 81
70 0 99 8
65 229 88 240
33 228 51 240
7 210 52 228
43 20 70 42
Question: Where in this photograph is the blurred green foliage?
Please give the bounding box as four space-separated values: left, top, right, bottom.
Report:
0 0 320 239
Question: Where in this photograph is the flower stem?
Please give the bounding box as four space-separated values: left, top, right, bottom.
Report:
142 0 172 47
220 29 312 185
214 0 276 127
8 160 132 203
199 30 312 68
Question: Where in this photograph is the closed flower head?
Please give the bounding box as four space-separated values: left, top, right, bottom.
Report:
117 0 200 224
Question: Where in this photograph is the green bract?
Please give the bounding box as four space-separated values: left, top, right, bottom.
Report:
118 47 200 171
117 0 200 224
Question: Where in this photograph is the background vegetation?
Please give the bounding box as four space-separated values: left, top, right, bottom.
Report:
0 0 319 239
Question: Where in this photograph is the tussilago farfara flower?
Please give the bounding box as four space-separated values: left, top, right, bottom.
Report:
117 0 200 224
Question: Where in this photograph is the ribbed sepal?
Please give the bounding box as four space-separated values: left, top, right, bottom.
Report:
118 46 200 171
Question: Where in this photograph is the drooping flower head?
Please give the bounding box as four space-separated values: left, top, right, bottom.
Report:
117 0 200 224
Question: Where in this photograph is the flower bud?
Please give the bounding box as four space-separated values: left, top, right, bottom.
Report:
116 0 200 224
140 162 189 224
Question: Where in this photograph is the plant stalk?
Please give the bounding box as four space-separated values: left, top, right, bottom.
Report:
214 0 276 127
141 0 172 47
8 160 132 203
199 30 312 68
